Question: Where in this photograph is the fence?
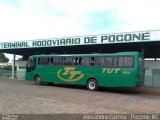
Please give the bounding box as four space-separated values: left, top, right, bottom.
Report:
0 70 25 79
0 70 12 78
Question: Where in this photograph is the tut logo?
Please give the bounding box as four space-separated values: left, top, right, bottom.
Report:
102 68 120 74
57 67 84 82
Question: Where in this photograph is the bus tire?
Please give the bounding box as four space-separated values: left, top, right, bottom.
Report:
48 82 54 85
87 79 98 91
35 76 42 85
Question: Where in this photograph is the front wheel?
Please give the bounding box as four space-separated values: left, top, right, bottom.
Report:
35 76 42 85
87 79 98 91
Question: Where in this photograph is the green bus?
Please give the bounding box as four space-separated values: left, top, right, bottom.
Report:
25 52 144 90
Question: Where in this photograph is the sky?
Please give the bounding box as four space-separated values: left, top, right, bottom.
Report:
0 0 160 62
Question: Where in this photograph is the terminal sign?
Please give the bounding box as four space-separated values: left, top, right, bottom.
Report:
0 31 151 49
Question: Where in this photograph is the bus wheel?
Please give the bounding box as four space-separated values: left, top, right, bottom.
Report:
35 76 42 85
87 79 98 91
48 82 54 86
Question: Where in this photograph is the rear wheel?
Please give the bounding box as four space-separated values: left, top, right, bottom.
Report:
87 79 98 91
35 76 42 85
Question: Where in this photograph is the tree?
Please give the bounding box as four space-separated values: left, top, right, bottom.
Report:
3 65 12 70
0 52 9 63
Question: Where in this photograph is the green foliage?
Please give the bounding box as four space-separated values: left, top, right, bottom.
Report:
0 52 9 63
3 65 12 70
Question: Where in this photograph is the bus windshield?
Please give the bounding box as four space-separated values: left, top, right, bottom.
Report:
26 57 36 72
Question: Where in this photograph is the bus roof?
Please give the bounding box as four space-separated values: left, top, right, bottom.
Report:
29 52 141 58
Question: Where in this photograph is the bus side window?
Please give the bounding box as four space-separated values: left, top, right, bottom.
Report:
50 57 54 65
38 58 41 65
79 57 82 65
65 57 72 65
59 57 63 65
113 57 118 67
38 57 46 65
104 57 113 67
76 57 79 65
40 57 46 65
47 57 50 65
73 57 78 65
95 57 104 66
63 57 66 65
118 57 124 67
90 57 94 66
81 57 89 66
47 57 54 65
123 56 134 67
53 57 59 65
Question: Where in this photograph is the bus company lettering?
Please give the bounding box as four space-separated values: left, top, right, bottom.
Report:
102 68 120 74
57 67 84 82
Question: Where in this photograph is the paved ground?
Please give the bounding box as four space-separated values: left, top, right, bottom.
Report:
0 78 160 115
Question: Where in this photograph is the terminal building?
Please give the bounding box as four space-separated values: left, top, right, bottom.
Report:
0 29 160 87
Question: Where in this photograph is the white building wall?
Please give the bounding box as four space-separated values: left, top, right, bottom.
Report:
144 60 160 87
0 63 12 66
144 61 160 75
12 60 27 79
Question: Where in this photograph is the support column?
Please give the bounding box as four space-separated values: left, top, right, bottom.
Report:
98 48 101 53
12 54 16 79
142 45 144 57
